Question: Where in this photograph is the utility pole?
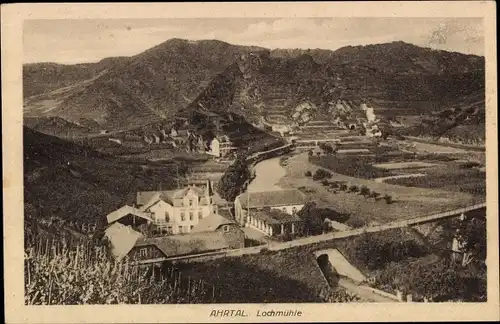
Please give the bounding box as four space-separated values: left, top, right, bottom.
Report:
246 189 250 227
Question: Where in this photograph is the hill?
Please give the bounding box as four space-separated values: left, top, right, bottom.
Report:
23 39 485 142
181 41 484 141
24 127 183 240
23 39 267 131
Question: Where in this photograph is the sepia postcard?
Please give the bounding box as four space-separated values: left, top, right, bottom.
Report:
2 1 499 323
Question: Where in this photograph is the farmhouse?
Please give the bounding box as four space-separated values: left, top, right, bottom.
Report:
136 182 217 235
234 189 308 234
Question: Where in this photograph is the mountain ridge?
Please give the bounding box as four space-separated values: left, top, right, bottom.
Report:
23 38 485 142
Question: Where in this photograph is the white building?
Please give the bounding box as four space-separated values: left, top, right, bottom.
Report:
207 135 237 158
234 189 308 235
136 182 217 235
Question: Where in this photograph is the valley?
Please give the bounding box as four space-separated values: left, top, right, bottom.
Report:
22 37 487 305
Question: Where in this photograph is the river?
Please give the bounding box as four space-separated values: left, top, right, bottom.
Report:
247 157 286 192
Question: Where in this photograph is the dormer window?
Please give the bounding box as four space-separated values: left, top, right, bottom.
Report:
222 225 230 233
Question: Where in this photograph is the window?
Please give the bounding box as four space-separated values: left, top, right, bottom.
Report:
178 226 183 233
292 207 298 215
198 211 203 219
190 225 194 230
167 226 173 233
165 212 170 222
188 199 193 207
189 212 194 221
282 207 287 213
222 225 230 233
180 212 185 221
140 248 147 258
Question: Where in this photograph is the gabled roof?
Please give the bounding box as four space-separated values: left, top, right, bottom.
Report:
191 212 236 233
238 189 308 209
135 231 229 258
137 186 208 207
106 205 153 224
104 223 144 260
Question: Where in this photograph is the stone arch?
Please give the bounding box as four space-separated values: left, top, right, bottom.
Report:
316 254 340 287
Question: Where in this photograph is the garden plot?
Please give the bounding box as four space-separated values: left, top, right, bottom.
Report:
373 161 439 170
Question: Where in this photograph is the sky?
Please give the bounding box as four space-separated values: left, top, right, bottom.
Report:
23 18 484 64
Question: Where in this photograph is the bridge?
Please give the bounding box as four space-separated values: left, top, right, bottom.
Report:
135 202 486 265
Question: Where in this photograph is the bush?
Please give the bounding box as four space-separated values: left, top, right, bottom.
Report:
339 184 348 191
330 182 339 189
321 179 330 186
345 231 430 271
304 171 312 177
369 191 381 200
348 185 359 193
346 218 366 228
360 186 370 197
245 238 263 247
312 169 332 181
383 194 393 204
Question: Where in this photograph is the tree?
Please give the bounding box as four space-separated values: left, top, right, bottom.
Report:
456 216 487 263
379 258 486 302
313 169 332 181
360 185 370 197
339 183 348 191
308 150 313 157
322 144 334 155
297 202 323 236
369 191 381 200
217 154 250 202
330 182 339 189
304 171 312 177
321 179 329 186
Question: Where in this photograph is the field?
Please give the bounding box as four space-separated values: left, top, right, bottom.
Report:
385 166 486 197
373 161 438 170
280 152 481 226
309 148 485 197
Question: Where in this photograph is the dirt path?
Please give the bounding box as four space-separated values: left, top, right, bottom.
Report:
338 278 398 302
